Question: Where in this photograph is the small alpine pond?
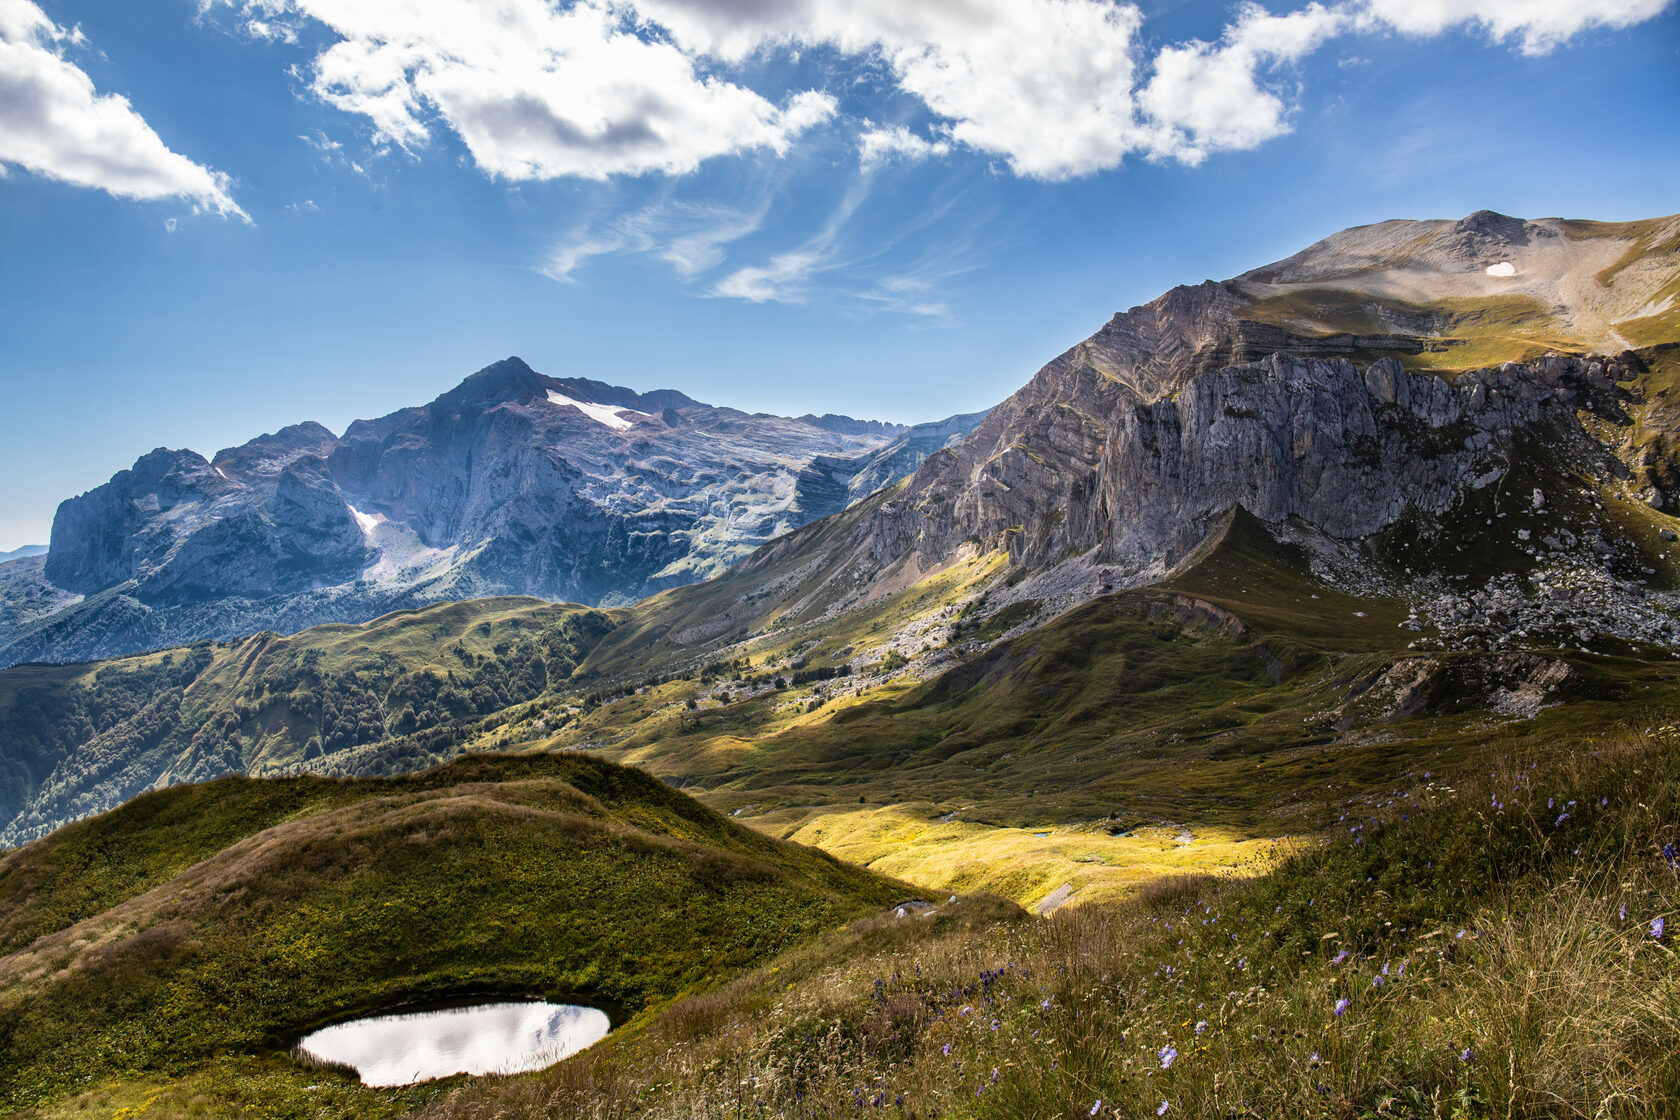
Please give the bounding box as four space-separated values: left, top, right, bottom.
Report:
296 1001 611 1086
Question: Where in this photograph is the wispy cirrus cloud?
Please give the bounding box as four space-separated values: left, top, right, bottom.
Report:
542 197 771 281
0 0 246 217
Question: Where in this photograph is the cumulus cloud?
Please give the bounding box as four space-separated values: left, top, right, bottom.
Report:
638 0 1151 180
210 0 836 180
209 0 1671 187
635 0 1672 176
1140 2 1347 164
0 0 245 216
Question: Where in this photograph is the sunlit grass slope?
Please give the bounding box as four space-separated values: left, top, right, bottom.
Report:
0 752 906 1117
425 722 1680 1120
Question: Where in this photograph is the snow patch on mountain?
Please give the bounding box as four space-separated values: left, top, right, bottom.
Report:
546 389 647 431
348 505 385 537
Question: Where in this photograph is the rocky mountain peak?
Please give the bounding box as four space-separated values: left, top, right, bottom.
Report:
436 356 552 412
213 421 339 477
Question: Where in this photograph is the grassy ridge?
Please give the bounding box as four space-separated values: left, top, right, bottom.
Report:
0 753 907 1116
424 723 1680 1120
0 597 618 846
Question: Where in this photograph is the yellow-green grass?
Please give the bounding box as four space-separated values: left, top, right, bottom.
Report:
762 803 1287 912
1236 288 1588 373
418 721 1680 1120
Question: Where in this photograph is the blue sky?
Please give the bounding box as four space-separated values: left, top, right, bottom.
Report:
1 0 1678 549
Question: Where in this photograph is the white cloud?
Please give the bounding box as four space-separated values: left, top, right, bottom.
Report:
711 246 823 303
639 0 1152 180
858 124 951 169
710 176 870 302
543 197 768 280
1357 0 1672 56
0 0 246 216
635 0 1673 177
1140 2 1347 164
211 0 836 180
542 234 624 281
211 0 1672 187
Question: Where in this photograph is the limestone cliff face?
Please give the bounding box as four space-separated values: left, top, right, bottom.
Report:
45 447 370 604
864 347 1619 584
731 212 1678 619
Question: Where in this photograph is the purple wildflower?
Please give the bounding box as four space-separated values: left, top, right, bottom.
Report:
1555 813 1570 826
1158 1101 1170 1116
1654 917 1666 940
1620 904 1627 921
1089 1102 1101 1117
942 1043 951 1056
1194 1020 1207 1036
1665 843 1678 868
1334 998 1351 1017
1159 1044 1178 1069
1460 1048 1474 1063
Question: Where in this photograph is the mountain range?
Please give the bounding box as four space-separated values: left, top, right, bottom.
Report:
3 209 1678 853
0 364 983 668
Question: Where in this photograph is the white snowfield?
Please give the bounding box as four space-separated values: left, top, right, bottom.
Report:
347 505 385 537
1486 261 1516 277
545 389 648 431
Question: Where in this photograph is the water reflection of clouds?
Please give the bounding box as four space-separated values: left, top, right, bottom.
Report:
298 1002 611 1086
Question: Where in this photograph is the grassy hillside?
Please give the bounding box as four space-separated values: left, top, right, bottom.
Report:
0 752 906 1117
509 509 1680 911
0 597 618 846
417 720 1680 1120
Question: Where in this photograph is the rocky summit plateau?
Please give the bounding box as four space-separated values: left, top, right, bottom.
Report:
0 361 983 667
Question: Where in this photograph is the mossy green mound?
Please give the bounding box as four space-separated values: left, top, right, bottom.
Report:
0 752 906 1115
